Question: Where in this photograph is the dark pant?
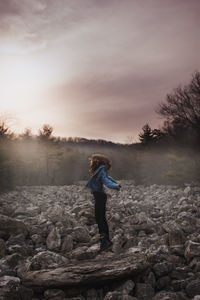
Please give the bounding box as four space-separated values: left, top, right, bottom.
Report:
93 191 109 237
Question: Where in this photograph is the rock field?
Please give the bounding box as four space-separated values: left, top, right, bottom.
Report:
0 181 200 300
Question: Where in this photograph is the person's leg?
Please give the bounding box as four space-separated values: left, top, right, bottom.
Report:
94 192 109 236
93 192 112 251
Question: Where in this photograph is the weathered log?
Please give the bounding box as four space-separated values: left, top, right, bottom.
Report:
18 253 150 288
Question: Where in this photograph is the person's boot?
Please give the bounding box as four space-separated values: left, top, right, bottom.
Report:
99 233 112 251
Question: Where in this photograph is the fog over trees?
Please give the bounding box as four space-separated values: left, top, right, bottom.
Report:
0 71 200 191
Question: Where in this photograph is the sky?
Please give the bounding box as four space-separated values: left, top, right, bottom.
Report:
0 0 199 143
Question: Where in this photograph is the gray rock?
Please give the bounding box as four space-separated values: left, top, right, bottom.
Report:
70 244 99 260
0 214 28 237
115 279 135 294
65 296 85 300
156 276 171 290
112 234 125 254
185 241 200 262
135 283 155 299
153 262 173 278
85 288 98 300
12 206 27 217
7 233 26 246
153 291 184 300
29 251 68 271
46 205 64 223
46 227 61 251
0 253 23 269
61 235 73 253
184 187 192 195
170 266 192 280
0 275 33 300
0 238 6 258
73 226 91 243
186 279 200 298
172 279 188 292
104 291 136 300
0 275 21 286
31 233 45 246
168 229 185 247
44 288 65 299
146 271 156 288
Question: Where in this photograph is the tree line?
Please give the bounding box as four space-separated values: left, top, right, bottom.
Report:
0 71 200 191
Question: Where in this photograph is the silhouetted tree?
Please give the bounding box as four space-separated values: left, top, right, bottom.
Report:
139 124 154 145
157 71 200 144
0 120 14 190
152 129 166 143
20 128 32 141
38 124 53 141
0 122 11 139
37 124 63 184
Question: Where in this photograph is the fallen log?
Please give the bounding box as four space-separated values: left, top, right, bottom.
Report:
18 253 150 289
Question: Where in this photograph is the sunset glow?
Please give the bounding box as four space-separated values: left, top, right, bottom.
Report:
0 0 199 142
1 57 42 110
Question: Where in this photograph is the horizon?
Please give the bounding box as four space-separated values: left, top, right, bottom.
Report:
0 0 200 144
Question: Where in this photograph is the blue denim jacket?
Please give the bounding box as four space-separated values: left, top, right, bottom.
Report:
86 165 119 194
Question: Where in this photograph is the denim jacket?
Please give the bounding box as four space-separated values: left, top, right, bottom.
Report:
86 165 119 193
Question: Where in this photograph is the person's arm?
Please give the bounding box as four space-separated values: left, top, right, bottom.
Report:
107 175 117 183
101 168 120 190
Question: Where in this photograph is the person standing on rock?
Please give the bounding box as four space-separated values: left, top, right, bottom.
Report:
86 154 121 251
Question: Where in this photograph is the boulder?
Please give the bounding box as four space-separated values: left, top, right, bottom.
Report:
27 251 68 271
46 227 61 251
44 288 66 299
0 238 6 258
61 235 73 253
185 241 200 262
184 187 192 195
0 214 28 237
0 276 33 300
45 205 64 223
115 279 135 294
168 229 185 247
0 253 23 269
7 233 26 246
85 288 98 300
112 234 125 254
156 276 171 290
153 291 187 300
153 262 173 278
186 279 200 298
134 283 155 299
70 244 99 260
31 233 45 246
73 227 91 243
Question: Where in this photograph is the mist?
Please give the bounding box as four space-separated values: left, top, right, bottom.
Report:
0 128 199 192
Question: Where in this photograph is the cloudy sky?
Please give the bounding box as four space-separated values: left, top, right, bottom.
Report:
0 0 199 143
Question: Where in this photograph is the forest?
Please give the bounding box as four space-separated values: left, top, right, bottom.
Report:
0 71 200 191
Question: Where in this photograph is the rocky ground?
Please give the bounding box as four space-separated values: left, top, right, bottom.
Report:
0 181 200 300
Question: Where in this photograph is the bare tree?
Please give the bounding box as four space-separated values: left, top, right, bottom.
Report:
157 71 200 139
38 124 53 141
20 128 33 140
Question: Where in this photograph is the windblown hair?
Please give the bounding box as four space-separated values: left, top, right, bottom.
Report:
89 153 111 174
